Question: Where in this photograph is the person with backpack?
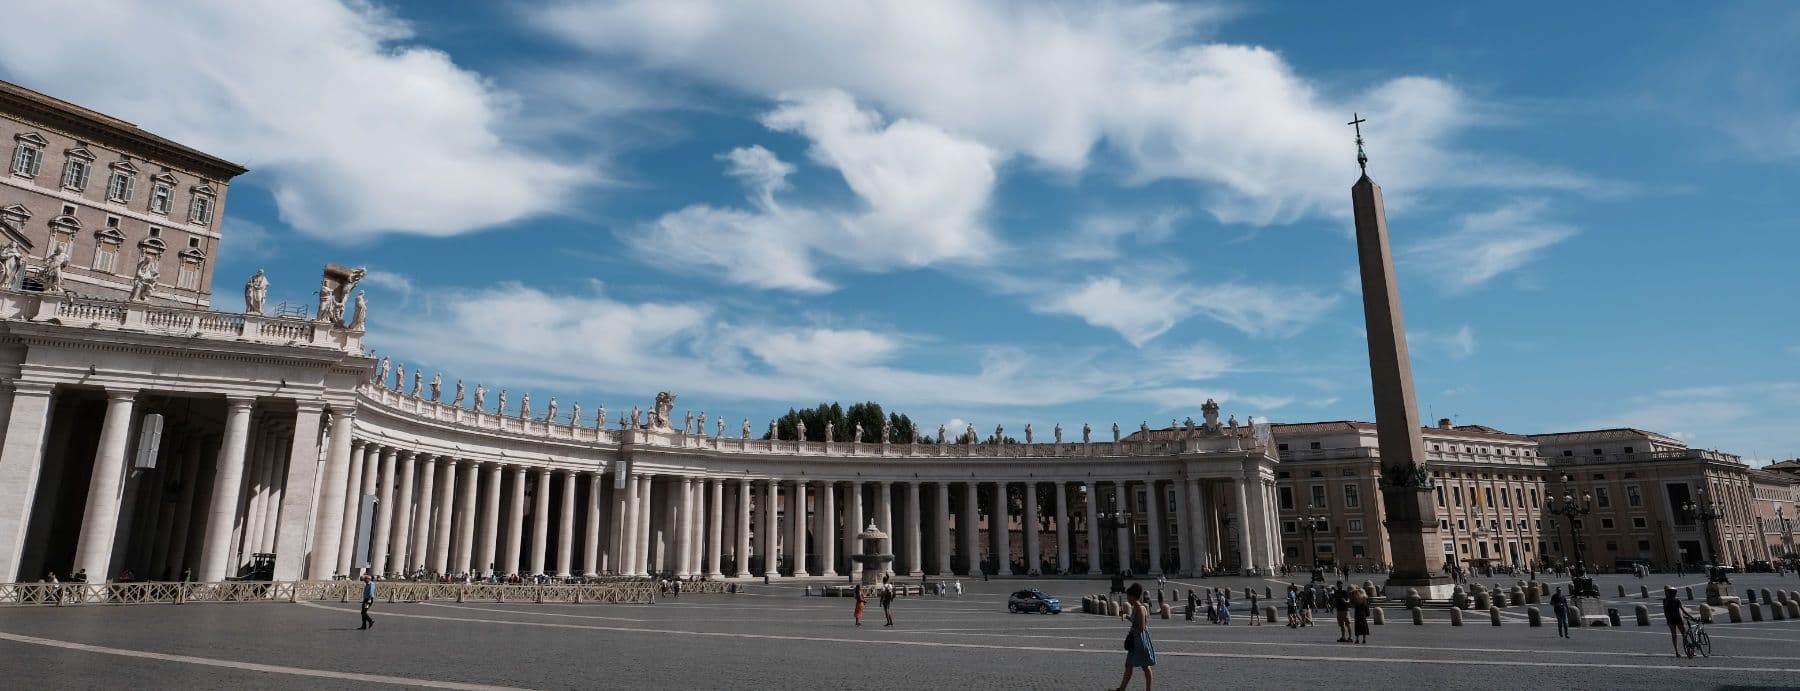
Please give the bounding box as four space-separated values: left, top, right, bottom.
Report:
880 575 896 627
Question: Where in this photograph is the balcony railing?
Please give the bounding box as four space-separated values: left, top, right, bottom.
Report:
0 290 363 352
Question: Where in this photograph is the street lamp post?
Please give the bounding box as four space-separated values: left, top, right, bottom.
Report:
1299 506 1328 583
1777 508 1794 563
1546 477 1597 598
1684 488 1726 582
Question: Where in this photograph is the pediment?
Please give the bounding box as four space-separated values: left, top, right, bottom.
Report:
64 144 95 161
178 247 207 261
14 132 47 147
0 204 30 221
94 226 126 244
110 158 139 174
138 236 166 253
48 214 81 230
190 182 216 196
0 221 31 251
152 171 178 186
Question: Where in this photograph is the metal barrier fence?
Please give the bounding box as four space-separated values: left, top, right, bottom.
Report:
0 580 698 606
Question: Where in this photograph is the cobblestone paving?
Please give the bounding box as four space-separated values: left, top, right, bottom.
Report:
5 572 1800 689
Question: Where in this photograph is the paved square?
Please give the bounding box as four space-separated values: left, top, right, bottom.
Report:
6 573 1800 689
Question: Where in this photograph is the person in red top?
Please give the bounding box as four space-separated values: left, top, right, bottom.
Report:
853 584 867 626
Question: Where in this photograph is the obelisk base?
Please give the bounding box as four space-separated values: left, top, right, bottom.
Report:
1379 485 1456 600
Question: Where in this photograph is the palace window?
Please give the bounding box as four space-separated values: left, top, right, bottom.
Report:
1348 519 1364 533
1627 486 1641 507
1277 443 1288 452
1282 520 1297 534
1351 544 1366 558
1623 446 1634 454
1343 483 1360 509
1600 518 1615 530
1500 489 1510 508
1278 486 1294 510
1563 450 1574 456
107 170 135 202
1595 487 1611 508
188 194 214 225
1530 488 1539 508
1453 487 1463 507
150 182 173 215
1484 487 1495 506
1637 539 1651 552
1457 519 1467 530
11 140 43 177
1310 485 1326 508
91 245 116 274
1436 486 1445 507
63 157 91 191
177 261 201 290
1309 441 1321 450
1516 488 1524 507
1633 517 1647 529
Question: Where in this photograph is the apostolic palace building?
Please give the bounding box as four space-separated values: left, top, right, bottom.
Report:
0 80 1792 589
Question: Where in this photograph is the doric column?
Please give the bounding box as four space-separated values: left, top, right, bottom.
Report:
335 439 369 577
193 396 254 582
673 477 694 578
171 441 209 578
504 465 527 577
1146 481 1164 576
960 483 979 575
0 381 55 582
1172 477 1192 576
905 482 922 576
691 478 706 575
734 480 751 577
1022 481 1040 575
584 471 604 577
455 460 479 576
618 472 639 576
847 481 865 579
707 479 725 578
934 482 951 575
1189 479 1211 570
429 458 457 575
1114 482 1131 574
1055 482 1071 574
72 388 140 582
556 469 576 578
531 467 551 576
240 430 272 561
1236 475 1254 573
409 453 437 574
151 435 198 579
792 480 810 576
386 451 417 575
762 479 779 577
271 404 323 582
635 474 654 576
258 435 289 563
308 407 356 580
992 481 1013 575
1084 482 1102 575
817 481 836 577
479 463 502 578
368 446 397 576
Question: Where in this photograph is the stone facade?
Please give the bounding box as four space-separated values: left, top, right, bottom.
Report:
0 79 245 308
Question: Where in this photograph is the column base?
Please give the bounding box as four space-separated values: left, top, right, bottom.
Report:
1382 574 1458 601
820 570 838 577
907 570 923 577
734 571 752 578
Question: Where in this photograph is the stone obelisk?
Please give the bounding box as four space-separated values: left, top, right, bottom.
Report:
1347 115 1453 599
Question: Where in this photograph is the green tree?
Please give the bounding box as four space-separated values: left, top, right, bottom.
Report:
764 401 924 443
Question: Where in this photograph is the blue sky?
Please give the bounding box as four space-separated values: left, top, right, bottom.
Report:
4 1 1796 459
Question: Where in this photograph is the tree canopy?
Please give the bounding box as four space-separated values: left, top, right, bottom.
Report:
764 401 923 443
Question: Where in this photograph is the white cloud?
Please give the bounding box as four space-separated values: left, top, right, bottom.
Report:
1411 325 1477 360
1404 200 1578 292
1036 275 1337 345
0 0 589 239
630 91 999 292
1053 209 1186 261
531 0 1596 226
219 216 277 262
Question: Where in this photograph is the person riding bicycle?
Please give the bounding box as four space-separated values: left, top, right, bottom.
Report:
1661 586 1686 658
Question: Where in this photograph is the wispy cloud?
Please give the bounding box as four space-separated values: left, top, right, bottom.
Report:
1404 199 1577 292
1035 275 1337 346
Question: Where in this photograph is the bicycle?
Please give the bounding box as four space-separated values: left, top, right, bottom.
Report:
1681 611 1712 658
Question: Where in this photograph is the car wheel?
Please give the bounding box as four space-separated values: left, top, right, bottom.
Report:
1008 604 1017 613
1038 604 1049 614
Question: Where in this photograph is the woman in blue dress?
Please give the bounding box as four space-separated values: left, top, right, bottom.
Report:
1114 582 1156 690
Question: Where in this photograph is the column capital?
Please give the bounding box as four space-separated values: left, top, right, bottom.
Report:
224 394 256 409
8 379 54 396
557 466 574 477
350 438 366 451
459 457 479 468
398 449 416 461
102 386 139 401
293 399 327 414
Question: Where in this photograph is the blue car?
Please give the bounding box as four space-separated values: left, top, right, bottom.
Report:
1007 589 1062 614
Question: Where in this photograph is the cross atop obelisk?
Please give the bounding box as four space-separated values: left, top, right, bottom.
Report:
1348 113 1368 173
1348 115 1452 599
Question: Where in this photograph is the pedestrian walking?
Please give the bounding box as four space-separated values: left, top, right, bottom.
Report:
880 576 896 627
853 583 867 626
1351 589 1370 644
358 575 376 629
1219 589 1232 625
1662 586 1686 658
1550 586 1570 638
1333 583 1352 642
1286 585 1299 628
1248 589 1260 626
1112 583 1156 691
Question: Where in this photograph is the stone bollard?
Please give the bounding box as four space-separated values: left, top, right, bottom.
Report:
1773 599 1788 620
1489 606 1502 626
1265 586 1273 600
1473 591 1490 610
1728 603 1743 623
1617 585 1626 598
1158 589 1165 607
1495 590 1510 608
1373 607 1385 625
1641 585 1650 599
1405 588 1423 610
1265 605 1276 623
1570 606 1583 626
1699 606 1714 624
457 588 466 603
1607 608 1621 627
1160 603 1171 619
1635 604 1650 626
1747 588 1757 604
1527 606 1542 627
1509 586 1524 606
1751 603 1763 622
1526 586 1541 605
1684 586 1694 601
1765 588 1777 604
1450 607 1464 626
1245 587 1253 599
1787 598 1799 620
1106 599 1119 617
1411 606 1424 625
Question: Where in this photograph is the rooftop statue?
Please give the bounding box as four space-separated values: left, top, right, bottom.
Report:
520 393 532 419
393 362 404 390
1024 423 1033 444
545 397 557 423
1054 423 1063 444
376 357 389 385
452 380 465 407
0 241 26 289
41 244 69 293
570 401 581 427
349 292 366 330
1202 398 1222 432
429 373 441 402
650 392 676 430
473 384 485 411
244 268 268 314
